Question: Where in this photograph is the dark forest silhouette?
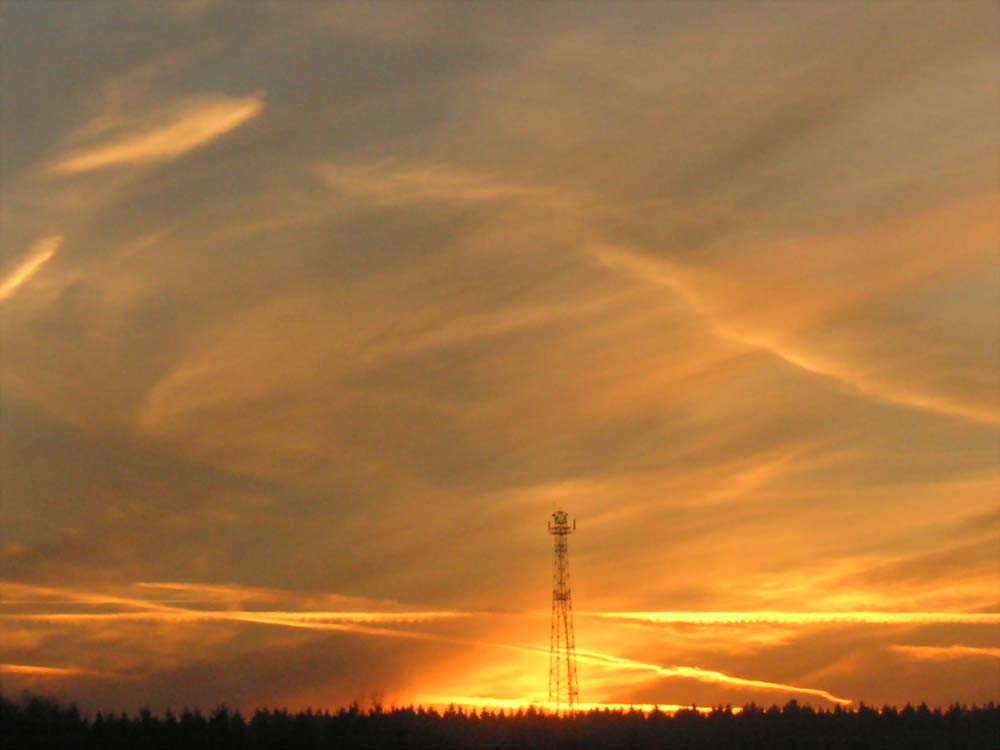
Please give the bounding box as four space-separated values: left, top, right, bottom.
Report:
3 694 998 749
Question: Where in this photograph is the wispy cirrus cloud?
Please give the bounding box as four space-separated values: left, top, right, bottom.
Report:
1 580 855 705
1 581 466 622
432 640 856 707
576 649 853 706
8 610 468 637
48 95 263 175
3 0 998 713
890 644 1000 661
0 237 61 301
318 160 573 209
589 191 1000 426
586 612 1000 625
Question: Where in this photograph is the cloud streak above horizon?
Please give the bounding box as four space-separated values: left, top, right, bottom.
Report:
1 580 859 707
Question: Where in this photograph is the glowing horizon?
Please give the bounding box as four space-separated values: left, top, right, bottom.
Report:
415 697 733 714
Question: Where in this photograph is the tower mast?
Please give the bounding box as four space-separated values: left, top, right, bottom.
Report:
548 509 579 712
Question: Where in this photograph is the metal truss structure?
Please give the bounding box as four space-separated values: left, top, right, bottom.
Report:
548 509 579 712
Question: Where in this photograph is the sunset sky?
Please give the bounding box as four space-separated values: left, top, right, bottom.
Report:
1 1 998 713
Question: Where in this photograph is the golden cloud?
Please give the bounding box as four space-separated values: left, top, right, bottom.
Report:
0 237 61 301
49 95 263 175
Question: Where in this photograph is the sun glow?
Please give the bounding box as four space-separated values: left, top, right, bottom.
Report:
415 696 730 714
1 664 86 677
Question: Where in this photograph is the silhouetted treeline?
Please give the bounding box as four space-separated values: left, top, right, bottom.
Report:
3 694 998 750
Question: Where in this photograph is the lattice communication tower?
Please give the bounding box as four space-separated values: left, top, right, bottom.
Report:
548 509 579 712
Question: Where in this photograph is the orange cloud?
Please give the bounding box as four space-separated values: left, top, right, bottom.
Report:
0 237 60 301
49 95 263 175
318 161 573 209
2 580 855 706
1 664 87 677
589 192 1000 425
572 648 852 706
1 582 468 635
587 612 1000 625
890 644 1000 661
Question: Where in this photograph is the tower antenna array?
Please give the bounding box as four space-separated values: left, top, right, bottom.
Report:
548 509 579 712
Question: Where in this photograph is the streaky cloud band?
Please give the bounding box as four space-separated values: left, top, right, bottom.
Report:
583 611 1000 625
